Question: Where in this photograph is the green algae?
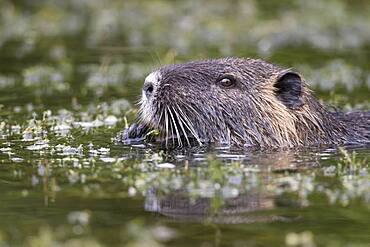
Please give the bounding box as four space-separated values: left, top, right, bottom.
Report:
0 0 369 246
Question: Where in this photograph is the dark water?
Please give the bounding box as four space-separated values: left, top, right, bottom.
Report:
0 1 369 246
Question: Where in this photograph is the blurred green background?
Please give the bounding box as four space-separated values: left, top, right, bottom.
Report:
0 1 369 246
1 0 370 108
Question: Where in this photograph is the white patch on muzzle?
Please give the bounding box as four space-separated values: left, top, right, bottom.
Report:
140 70 161 124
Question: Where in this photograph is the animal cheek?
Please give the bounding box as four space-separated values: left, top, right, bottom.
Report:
181 91 195 98
156 85 173 99
218 90 241 101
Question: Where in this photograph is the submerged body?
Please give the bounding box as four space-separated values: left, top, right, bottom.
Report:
119 58 370 148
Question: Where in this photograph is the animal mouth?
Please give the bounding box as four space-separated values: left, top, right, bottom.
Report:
139 99 203 147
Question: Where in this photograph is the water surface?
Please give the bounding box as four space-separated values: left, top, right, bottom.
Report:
0 1 369 246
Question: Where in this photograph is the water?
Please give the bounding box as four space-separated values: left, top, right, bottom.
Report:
0 1 369 246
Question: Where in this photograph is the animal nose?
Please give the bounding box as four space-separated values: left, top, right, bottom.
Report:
143 71 161 98
143 81 155 98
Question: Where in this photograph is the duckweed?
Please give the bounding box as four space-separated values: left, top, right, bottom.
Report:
0 0 369 246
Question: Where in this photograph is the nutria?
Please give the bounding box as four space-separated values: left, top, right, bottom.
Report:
118 57 370 148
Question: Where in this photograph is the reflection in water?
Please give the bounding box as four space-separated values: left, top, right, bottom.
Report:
0 132 369 245
140 146 369 223
145 188 277 224
141 149 312 223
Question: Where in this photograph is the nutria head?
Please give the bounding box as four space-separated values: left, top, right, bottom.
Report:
137 57 353 148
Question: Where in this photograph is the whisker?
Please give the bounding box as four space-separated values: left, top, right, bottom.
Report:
164 107 169 147
168 105 182 147
168 108 175 146
165 106 175 146
156 103 164 128
177 104 203 146
171 105 190 146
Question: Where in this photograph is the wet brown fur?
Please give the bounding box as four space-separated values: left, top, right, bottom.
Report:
122 57 370 148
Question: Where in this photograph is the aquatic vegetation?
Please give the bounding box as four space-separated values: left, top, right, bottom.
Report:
80 62 151 95
1 0 370 57
0 0 369 246
297 60 365 91
337 148 368 175
285 231 316 247
25 227 103 247
0 75 16 89
22 65 71 94
123 219 177 247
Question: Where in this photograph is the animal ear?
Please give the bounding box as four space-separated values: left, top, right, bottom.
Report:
274 70 304 110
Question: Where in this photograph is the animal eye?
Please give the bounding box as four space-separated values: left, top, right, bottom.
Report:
218 75 236 88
